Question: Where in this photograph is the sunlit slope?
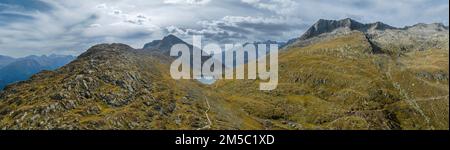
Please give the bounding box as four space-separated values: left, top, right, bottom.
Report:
212 32 449 130
0 33 447 130
384 49 449 129
0 44 211 130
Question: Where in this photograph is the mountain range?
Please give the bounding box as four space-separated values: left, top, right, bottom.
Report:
285 18 449 54
0 55 15 68
0 18 448 130
0 54 75 89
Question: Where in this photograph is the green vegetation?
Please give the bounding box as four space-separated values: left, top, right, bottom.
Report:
210 32 449 130
0 31 448 130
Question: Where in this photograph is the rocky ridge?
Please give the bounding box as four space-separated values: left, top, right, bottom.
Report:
286 18 449 55
0 19 448 130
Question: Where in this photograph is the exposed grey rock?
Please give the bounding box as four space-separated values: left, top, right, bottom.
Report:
143 34 190 55
285 18 449 54
50 92 68 100
299 18 397 41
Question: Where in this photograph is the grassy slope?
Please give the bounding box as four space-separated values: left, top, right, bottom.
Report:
210 32 449 130
0 46 210 130
0 33 448 130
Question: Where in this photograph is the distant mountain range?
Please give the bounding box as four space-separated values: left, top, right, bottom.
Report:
143 34 226 76
0 18 448 130
0 55 15 68
285 18 449 53
0 54 75 89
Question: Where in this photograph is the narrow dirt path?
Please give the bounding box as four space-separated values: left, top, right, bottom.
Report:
197 96 212 130
415 95 449 102
385 58 433 129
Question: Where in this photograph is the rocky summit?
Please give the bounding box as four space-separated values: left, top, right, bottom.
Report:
298 18 397 40
286 18 449 55
0 43 210 129
0 19 448 130
143 34 192 55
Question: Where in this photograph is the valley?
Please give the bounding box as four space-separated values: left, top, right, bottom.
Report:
0 18 448 130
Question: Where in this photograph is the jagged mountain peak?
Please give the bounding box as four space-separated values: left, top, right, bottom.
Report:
143 34 190 54
162 34 184 42
302 18 363 39
286 18 448 54
300 18 397 40
366 21 397 30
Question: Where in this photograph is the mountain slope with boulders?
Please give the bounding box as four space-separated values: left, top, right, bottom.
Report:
285 18 449 55
213 19 448 130
0 44 211 129
0 19 448 130
214 31 448 129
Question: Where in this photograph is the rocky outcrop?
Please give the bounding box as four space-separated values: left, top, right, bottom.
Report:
0 43 209 130
285 18 449 54
0 19 447 130
299 18 397 40
143 34 191 55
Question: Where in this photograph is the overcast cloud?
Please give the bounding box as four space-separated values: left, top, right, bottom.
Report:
0 0 448 57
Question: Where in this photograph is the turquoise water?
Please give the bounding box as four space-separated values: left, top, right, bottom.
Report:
197 76 216 85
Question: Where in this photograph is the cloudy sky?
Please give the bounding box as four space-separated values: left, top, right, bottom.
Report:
0 0 448 57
